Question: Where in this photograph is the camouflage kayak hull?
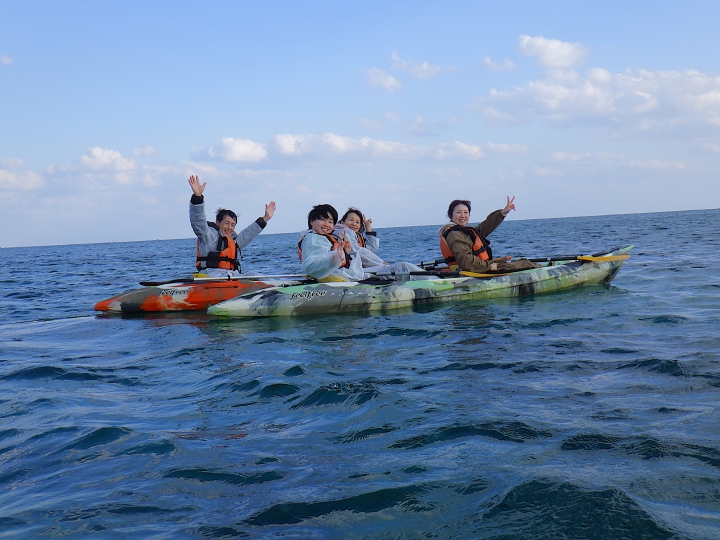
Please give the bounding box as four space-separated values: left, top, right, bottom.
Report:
208 246 632 318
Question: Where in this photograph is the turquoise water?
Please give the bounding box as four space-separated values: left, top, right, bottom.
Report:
1 209 719 539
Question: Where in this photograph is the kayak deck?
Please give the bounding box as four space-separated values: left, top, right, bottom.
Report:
208 246 633 318
94 278 305 313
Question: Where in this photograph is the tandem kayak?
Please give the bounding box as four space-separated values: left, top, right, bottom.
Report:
207 246 633 318
94 275 307 313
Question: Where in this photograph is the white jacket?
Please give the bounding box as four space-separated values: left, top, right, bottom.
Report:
298 231 366 281
333 224 383 268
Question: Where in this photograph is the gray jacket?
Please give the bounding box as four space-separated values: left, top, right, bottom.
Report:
189 195 266 275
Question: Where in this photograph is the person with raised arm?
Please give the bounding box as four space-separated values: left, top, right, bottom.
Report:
438 196 539 273
334 207 385 268
188 175 276 277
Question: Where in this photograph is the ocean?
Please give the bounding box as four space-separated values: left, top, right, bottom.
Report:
1 209 719 539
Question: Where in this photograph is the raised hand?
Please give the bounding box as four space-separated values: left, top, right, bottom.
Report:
264 201 276 221
341 230 352 254
188 175 206 196
502 195 516 216
363 214 373 233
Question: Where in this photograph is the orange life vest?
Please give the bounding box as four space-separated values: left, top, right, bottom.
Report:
440 225 491 269
196 222 240 271
297 233 351 268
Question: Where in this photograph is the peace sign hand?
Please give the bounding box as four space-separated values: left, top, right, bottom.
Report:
363 214 373 233
502 196 516 216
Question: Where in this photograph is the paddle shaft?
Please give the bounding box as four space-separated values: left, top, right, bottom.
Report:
420 256 570 269
419 247 626 269
139 274 308 286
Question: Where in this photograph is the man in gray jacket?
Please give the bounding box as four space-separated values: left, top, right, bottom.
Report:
188 175 276 277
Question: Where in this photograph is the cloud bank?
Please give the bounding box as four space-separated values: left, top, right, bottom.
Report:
194 137 269 162
478 37 720 131
518 34 589 68
366 67 402 91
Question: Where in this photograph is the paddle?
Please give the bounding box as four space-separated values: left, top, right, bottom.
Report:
369 270 506 279
139 277 195 286
139 274 308 286
418 252 629 269
577 254 630 262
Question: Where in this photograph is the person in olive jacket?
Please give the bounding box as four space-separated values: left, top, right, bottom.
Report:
438 196 539 273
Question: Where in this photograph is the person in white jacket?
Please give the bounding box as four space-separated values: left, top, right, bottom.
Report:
298 204 365 282
300 204 429 282
334 207 384 268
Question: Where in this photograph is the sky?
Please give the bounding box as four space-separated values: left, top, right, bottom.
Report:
1 1 719 247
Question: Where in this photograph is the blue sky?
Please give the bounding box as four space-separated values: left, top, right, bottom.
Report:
2 1 719 247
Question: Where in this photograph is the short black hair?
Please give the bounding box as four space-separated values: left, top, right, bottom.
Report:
307 204 338 229
215 208 237 223
447 200 471 220
339 207 365 234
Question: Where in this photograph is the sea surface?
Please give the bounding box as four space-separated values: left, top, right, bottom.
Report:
1 209 720 539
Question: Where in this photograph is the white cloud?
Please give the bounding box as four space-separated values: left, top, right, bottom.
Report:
483 56 515 71
322 133 380 154
41 156 179 189
81 147 136 172
114 173 133 185
133 146 157 157
518 34 589 68
272 132 501 162
139 164 178 187
588 67 612 83
196 137 268 162
141 173 160 187
321 133 429 157
218 137 268 162
435 141 484 160
487 142 526 153
0 157 25 169
532 166 559 176
543 150 688 173
391 52 449 80
357 118 386 131
551 151 591 161
627 158 687 170
384 112 401 123
274 132 423 158
366 67 402 91
703 143 720 153
275 133 308 156
409 116 440 137
478 66 720 130
182 161 225 177
0 169 44 191
1 55 12 66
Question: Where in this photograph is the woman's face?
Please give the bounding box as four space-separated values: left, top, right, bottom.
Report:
451 204 470 226
343 212 362 233
311 215 335 235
